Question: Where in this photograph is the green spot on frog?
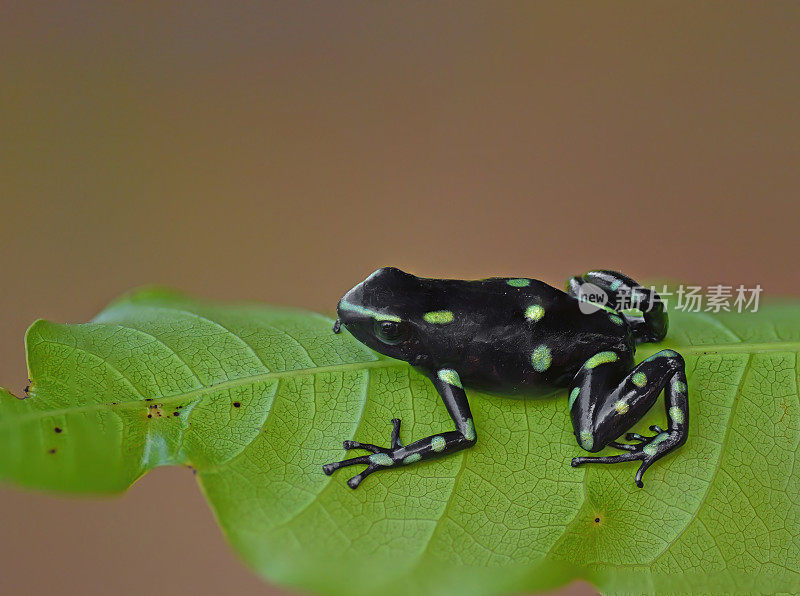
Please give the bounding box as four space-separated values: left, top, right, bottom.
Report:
506 278 530 287
645 349 678 362
580 430 594 451
464 419 476 441
431 436 446 452
643 432 670 456
369 453 394 467
339 300 401 322
585 351 619 369
437 368 462 388
568 387 580 409
632 372 647 387
531 344 552 372
524 304 545 322
424 310 454 324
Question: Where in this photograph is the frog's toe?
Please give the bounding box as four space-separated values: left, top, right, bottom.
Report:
389 418 403 449
625 432 655 443
571 451 650 487
342 440 384 453
347 470 376 489
608 441 637 452
572 452 637 468
322 454 372 476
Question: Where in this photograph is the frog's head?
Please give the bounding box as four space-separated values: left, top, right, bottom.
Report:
334 267 425 364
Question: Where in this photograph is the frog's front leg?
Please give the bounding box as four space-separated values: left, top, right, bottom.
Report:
568 349 688 487
322 368 477 488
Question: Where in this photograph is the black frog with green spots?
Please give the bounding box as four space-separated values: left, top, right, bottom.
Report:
323 267 688 489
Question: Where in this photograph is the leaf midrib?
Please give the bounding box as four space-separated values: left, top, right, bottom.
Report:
7 338 800 427
0 358 399 427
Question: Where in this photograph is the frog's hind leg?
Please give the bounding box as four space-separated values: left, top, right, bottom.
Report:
568 349 688 487
566 270 667 343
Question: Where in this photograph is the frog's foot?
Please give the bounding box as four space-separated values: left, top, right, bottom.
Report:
322 418 403 489
571 430 683 488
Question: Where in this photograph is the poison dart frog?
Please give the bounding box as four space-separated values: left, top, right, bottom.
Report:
323 267 688 489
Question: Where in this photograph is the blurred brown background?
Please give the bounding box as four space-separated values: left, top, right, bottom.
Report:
1 2 799 595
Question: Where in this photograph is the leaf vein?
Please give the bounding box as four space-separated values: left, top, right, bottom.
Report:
102 321 205 386
149 306 272 373
650 354 751 564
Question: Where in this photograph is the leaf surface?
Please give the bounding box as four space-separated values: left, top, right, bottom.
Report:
2 288 799 595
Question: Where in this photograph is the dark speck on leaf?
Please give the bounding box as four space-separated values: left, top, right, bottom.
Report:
54 427 62 433
173 411 179 416
145 398 153 402
147 414 152 419
233 402 241 408
595 517 600 523
48 448 56 454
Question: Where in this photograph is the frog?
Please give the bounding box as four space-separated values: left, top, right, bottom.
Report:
323 267 688 489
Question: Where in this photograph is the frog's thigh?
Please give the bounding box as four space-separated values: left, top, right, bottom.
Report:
568 350 682 452
567 269 667 343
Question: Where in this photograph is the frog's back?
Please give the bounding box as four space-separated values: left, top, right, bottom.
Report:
436 276 635 394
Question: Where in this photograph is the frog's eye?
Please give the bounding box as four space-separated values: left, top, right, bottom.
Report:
373 320 409 345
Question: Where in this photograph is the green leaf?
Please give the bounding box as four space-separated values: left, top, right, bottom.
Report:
2 288 799 595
